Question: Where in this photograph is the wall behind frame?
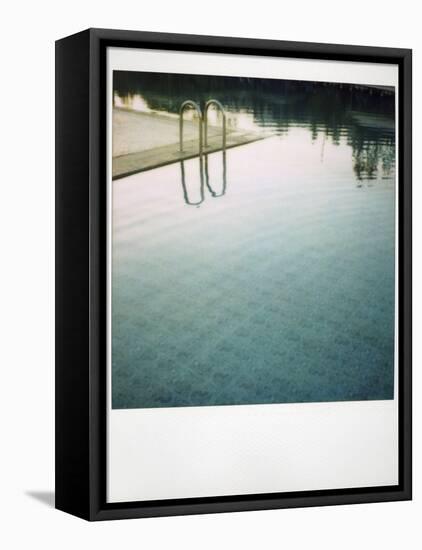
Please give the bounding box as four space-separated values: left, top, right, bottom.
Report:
0 1 418 549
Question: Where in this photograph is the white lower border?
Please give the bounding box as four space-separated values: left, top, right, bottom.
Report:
106 46 399 503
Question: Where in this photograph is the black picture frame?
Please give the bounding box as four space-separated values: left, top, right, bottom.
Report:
55 28 412 521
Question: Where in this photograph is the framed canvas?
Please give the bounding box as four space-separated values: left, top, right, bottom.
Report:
55 28 412 521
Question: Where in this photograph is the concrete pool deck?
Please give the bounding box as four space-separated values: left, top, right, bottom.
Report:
112 108 272 179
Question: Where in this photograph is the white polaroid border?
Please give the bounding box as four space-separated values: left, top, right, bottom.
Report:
106 46 399 503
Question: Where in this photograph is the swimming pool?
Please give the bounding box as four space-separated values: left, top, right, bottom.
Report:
111 113 395 409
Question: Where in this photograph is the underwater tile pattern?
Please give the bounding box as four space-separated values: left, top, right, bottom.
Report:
112 131 395 409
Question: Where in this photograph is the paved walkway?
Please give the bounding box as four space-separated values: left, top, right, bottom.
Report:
112 108 271 179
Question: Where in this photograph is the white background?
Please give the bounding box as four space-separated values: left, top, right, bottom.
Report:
0 1 419 548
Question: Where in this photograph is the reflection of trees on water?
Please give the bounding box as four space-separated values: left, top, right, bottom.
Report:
351 139 395 183
347 125 395 183
114 72 395 183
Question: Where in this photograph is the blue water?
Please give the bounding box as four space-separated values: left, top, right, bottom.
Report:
112 125 395 409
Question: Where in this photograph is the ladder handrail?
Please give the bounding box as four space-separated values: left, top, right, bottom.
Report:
204 151 227 198
179 100 203 154
204 99 227 150
180 157 205 206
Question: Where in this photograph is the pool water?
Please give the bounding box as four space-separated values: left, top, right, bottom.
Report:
111 121 395 409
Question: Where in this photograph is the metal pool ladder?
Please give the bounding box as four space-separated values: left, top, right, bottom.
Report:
179 99 227 155
179 100 203 154
204 99 226 150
